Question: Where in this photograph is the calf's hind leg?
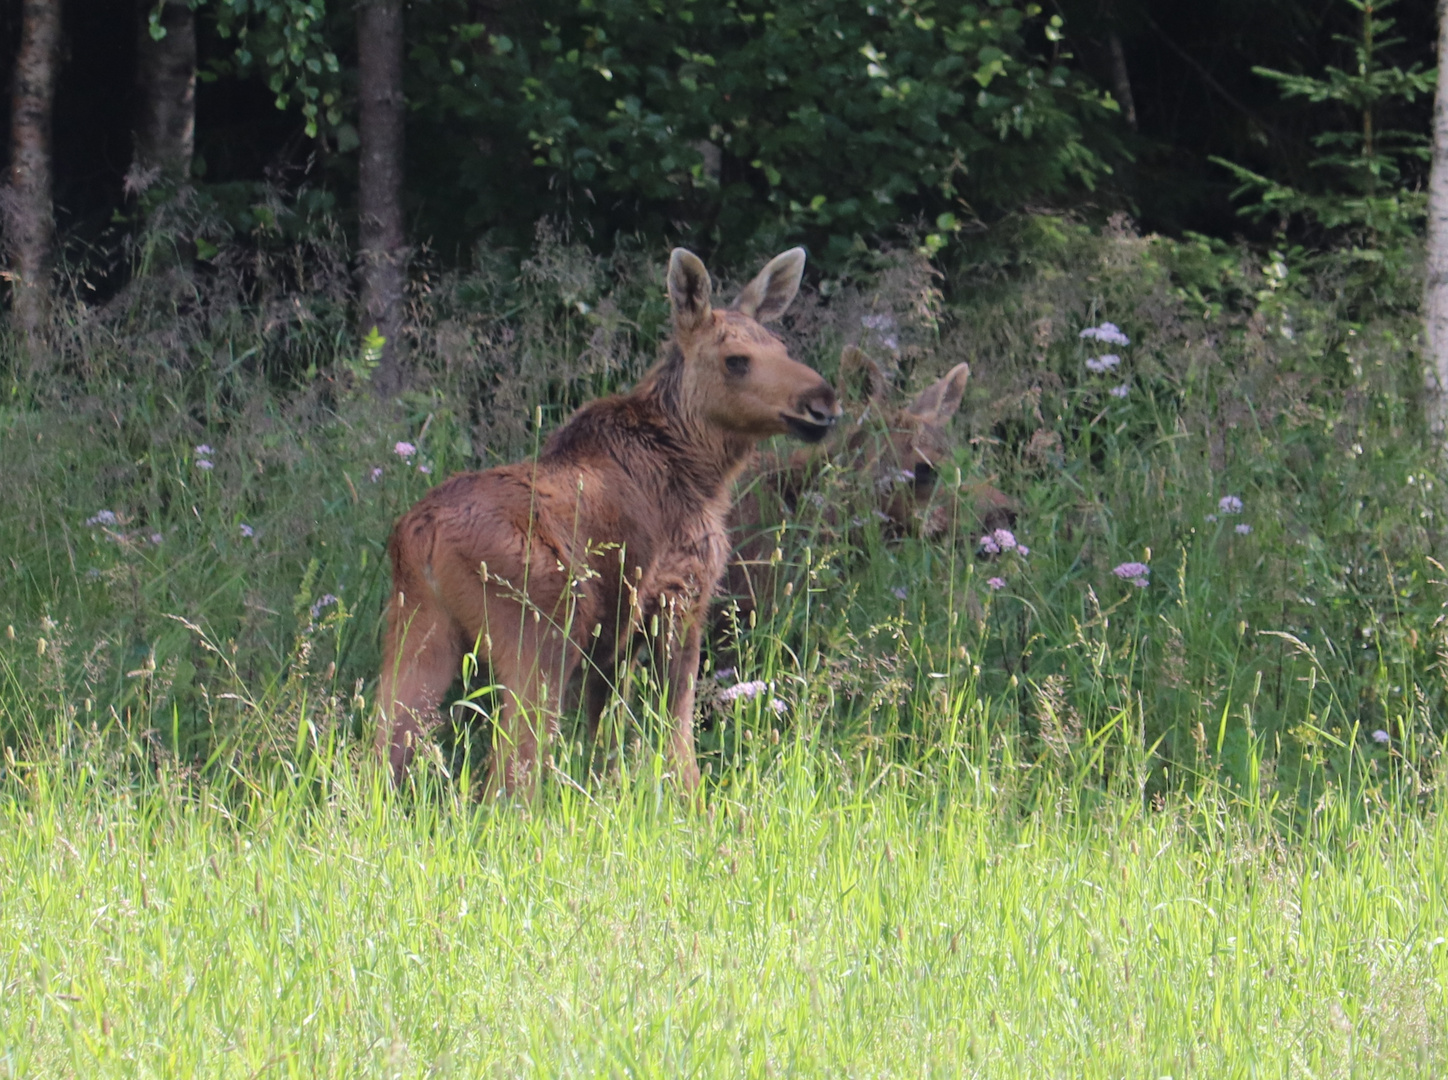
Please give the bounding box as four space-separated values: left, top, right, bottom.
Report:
377 591 464 785
485 623 580 802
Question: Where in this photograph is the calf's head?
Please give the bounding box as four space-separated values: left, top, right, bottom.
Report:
839 347 973 537
668 247 841 442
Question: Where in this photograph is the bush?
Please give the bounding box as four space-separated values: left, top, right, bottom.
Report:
408 0 1118 263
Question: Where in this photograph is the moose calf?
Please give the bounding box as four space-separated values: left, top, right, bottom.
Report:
720 346 1015 623
378 247 840 797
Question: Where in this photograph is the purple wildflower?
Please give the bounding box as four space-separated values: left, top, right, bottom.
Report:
979 534 1001 555
239 523 254 538
1235 523 1252 535
369 466 383 483
394 441 417 459
418 464 432 475
1085 354 1121 374
196 459 214 471
861 312 899 349
150 533 163 545
1371 729 1391 745
1112 562 1151 589
1218 495 1243 514
309 593 339 619
991 528 1017 551
769 698 788 715
1109 383 1131 399
1205 513 1218 524
1017 545 1029 556
86 510 118 527
987 577 1007 590
720 680 768 703
195 444 213 456
1079 322 1130 346
891 586 909 600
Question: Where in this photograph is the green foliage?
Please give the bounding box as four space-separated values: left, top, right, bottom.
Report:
1 215 1443 815
1212 0 1434 248
205 0 343 138
408 0 1117 262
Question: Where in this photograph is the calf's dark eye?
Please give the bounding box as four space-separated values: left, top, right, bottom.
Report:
913 462 937 488
725 354 751 377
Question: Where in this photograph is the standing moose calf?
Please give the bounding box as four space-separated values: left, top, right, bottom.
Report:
378 247 840 797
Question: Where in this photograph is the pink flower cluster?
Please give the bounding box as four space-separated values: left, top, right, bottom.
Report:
1112 562 1150 588
719 678 787 715
979 528 1028 556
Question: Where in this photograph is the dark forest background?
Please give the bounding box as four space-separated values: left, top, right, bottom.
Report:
0 0 1436 284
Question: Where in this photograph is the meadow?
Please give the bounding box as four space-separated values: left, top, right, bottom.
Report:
2 212 1446 1075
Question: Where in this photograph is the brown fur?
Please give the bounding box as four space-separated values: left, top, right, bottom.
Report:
720 348 1015 622
377 247 839 797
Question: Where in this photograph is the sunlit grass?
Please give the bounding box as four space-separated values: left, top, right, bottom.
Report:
1 718 1445 1078
2 217 1446 1076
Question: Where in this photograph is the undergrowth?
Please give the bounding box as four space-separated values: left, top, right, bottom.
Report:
0 205 1443 815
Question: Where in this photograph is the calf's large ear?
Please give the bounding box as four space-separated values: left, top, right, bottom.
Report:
907 362 971 424
732 247 806 323
669 248 713 333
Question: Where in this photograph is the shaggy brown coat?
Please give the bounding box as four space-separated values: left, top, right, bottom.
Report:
377 247 840 797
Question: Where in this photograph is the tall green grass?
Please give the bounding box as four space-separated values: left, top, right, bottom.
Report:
1 210 1445 1074
3 730 1445 1077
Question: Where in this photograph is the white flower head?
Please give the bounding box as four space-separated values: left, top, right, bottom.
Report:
1109 382 1131 399
1218 495 1243 514
1085 354 1121 374
720 680 769 703
394 441 417 459
1079 322 1130 346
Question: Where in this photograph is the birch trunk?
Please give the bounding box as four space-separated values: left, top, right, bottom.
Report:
1427 0 1448 435
6 0 61 365
357 0 407 397
1107 30 1138 132
133 0 196 184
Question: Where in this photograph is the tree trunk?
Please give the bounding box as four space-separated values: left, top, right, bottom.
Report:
357 0 407 397
6 0 61 365
1107 30 1137 132
133 0 196 185
1426 0 1448 435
